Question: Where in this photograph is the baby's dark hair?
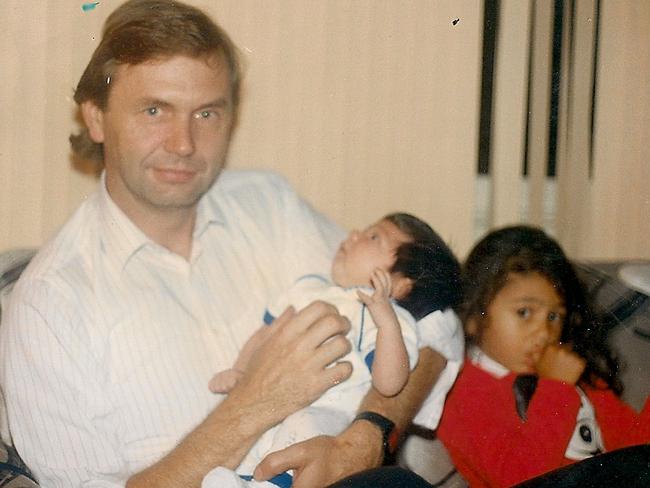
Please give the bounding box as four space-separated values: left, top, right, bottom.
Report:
384 213 461 320
460 225 622 394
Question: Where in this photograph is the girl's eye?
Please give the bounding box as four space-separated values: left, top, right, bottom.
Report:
370 233 378 240
516 308 531 319
548 311 562 323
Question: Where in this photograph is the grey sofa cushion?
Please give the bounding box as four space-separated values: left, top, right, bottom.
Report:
0 249 38 487
0 249 36 324
0 440 38 487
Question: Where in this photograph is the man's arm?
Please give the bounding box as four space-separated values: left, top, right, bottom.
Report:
128 302 353 487
254 347 447 488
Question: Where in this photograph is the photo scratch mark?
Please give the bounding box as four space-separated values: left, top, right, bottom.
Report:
82 2 100 12
452 18 460 26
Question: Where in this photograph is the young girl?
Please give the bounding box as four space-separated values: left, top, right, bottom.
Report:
438 225 650 488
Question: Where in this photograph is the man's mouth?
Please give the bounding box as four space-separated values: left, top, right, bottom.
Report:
152 167 197 184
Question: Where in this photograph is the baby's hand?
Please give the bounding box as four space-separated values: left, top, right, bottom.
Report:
536 343 586 385
357 268 393 306
208 368 245 394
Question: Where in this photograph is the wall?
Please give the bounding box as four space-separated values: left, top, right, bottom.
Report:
0 0 481 258
1 1 648 260
477 0 650 261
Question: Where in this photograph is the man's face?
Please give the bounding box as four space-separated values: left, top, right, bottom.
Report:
83 54 235 216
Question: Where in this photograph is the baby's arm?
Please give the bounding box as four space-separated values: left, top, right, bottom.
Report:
357 269 410 396
208 319 277 393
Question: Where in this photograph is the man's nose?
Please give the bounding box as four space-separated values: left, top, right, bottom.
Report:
165 117 195 156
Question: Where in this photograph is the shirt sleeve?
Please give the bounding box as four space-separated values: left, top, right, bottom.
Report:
0 279 128 487
271 172 345 282
412 308 464 429
587 388 650 448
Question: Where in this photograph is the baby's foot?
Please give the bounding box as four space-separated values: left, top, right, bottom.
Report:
208 369 244 394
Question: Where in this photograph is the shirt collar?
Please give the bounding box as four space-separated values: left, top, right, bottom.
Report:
97 173 227 268
193 184 227 239
97 173 150 268
469 345 510 379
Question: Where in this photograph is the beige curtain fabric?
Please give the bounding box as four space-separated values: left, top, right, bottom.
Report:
1 1 648 260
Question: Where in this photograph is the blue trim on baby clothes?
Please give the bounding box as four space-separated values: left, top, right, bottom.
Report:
263 309 275 325
295 273 330 284
356 304 366 351
364 349 375 371
240 472 293 487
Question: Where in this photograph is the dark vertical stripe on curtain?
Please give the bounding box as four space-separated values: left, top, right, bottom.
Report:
566 0 576 172
523 3 536 177
477 0 500 175
589 0 601 177
547 0 565 177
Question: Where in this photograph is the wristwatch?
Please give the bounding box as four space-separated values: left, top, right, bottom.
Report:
353 411 400 464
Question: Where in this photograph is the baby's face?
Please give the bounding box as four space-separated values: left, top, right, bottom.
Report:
331 219 411 289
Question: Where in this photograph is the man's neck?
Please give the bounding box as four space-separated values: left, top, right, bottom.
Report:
137 206 197 260
105 186 198 260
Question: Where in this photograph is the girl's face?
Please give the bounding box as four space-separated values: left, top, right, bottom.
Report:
470 272 566 374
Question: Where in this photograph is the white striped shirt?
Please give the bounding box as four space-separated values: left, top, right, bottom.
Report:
0 170 343 487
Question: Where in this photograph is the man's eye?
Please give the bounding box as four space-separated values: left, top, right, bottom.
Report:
195 110 215 119
145 107 159 116
517 308 530 319
370 233 378 240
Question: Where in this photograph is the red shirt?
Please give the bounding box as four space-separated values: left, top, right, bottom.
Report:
438 360 650 487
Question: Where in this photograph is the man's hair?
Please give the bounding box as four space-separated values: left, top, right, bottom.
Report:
70 0 242 162
384 213 461 320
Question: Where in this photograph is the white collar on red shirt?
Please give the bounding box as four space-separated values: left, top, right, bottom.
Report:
468 345 509 379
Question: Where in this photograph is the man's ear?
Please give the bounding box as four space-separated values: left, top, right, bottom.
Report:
80 101 106 143
391 275 413 301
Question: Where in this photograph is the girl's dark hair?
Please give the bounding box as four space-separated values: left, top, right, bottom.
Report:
384 213 461 321
461 225 622 394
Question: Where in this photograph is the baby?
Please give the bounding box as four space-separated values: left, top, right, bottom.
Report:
207 213 461 487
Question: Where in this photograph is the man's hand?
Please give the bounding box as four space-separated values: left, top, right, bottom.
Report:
127 302 352 488
253 348 445 487
254 421 382 488
230 302 354 430
536 343 586 385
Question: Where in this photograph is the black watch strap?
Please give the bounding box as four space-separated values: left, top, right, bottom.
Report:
353 411 400 464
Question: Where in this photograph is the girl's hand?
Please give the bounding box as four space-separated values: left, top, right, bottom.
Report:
535 343 586 384
357 268 392 306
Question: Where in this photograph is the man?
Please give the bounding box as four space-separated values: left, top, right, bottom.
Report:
0 1 452 486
